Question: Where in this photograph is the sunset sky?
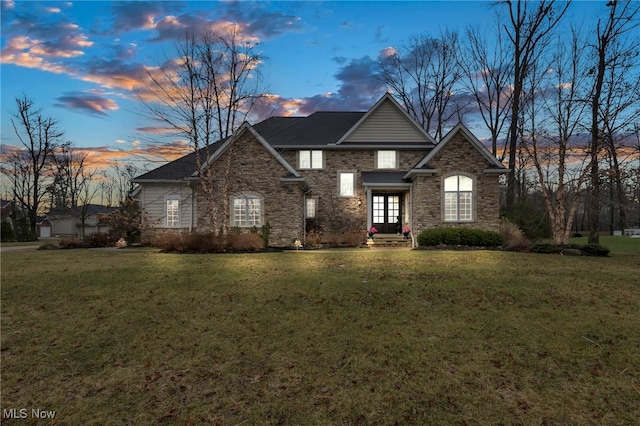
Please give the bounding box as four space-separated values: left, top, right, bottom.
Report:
1 0 607 174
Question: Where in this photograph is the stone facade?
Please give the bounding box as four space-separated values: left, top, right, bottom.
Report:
134 95 505 248
278 149 426 237
411 133 502 233
193 133 305 247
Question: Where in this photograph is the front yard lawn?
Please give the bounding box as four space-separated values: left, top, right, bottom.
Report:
1 248 639 424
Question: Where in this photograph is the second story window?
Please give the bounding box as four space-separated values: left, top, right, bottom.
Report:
376 150 397 169
299 150 323 169
338 171 355 197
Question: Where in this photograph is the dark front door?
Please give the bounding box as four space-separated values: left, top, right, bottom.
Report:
372 194 401 234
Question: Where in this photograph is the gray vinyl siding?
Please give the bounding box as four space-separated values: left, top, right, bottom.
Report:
138 183 194 229
343 101 429 143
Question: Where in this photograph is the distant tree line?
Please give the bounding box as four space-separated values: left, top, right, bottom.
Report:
377 0 640 244
0 96 142 240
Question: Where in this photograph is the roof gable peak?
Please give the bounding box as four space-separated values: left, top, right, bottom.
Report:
414 122 505 170
336 93 436 145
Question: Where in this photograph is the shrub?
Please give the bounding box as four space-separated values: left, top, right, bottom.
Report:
529 242 610 257
579 244 610 257
227 234 265 252
417 227 505 247
153 232 266 253
1 219 16 242
530 243 562 254
499 218 530 249
58 237 90 249
88 232 119 248
503 201 551 240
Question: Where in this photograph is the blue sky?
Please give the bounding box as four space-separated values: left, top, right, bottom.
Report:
1 0 606 171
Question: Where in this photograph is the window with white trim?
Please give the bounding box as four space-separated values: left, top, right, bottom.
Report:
444 175 473 222
166 198 180 227
338 172 355 197
305 198 317 219
376 150 397 169
233 195 262 227
299 150 323 169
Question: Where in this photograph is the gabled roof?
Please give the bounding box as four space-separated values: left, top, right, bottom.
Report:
201 122 302 178
134 94 440 183
133 116 303 182
405 123 505 179
133 150 204 182
337 93 436 145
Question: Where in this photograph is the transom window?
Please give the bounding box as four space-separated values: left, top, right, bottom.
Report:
299 150 323 169
338 172 355 197
377 150 397 169
166 199 180 227
233 195 262 227
444 175 473 222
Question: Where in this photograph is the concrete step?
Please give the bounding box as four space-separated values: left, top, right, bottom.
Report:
366 234 412 249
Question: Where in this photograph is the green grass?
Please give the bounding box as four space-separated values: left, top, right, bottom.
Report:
1 248 639 425
569 235 640 255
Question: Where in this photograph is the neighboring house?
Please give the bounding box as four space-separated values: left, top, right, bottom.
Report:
36 218 52 238
1 199 14 218
133 94 506 247
46 204 118 238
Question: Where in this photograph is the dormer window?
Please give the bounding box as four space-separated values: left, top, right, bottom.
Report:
299 150 323 169
376 150 397 169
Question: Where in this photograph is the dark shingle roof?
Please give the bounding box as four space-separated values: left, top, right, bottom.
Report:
133 150 202 181
263 112 365 147
134 116 305 182
361 172 412 186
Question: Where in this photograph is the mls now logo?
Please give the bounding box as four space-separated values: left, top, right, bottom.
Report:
3 408 56 419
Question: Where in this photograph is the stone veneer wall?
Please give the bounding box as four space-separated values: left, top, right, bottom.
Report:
411 133 502 233
194 133 305 247
278 149 426 235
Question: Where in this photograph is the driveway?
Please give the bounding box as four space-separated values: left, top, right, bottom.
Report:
0 244 41 253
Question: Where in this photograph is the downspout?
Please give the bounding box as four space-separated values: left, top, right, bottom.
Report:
410 183 415 248
302 185 311 246
366 187 372 230
188 180 194 233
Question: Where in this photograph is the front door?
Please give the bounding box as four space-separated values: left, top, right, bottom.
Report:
372 194 401 234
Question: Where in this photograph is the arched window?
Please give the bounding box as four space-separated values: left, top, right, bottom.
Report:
444 175 473 222
232 194 262 227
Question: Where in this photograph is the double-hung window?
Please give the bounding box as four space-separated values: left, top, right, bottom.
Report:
444 175 473 222
166 198 180 227
338 172 355 197
299 150 323 169
233 195 262 227
305 198 317 219
376 150 397 169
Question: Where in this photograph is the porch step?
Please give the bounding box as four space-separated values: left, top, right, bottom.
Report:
366 234 412 249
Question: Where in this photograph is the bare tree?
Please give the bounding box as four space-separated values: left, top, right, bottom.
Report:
48 142 91 209
378 30 462 141
500 0 571 211
2 96 62 236
521 29 591 245
75 167 100 240
138 28 267 233
460 25 514 159
587 0 640 243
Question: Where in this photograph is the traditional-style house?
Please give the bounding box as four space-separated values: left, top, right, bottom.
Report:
46 204 118 238
133 94 506 247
